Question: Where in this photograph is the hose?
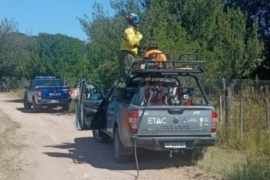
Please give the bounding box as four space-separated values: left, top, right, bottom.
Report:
134 87 153 180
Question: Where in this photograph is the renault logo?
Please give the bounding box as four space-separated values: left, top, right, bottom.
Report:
173 117 179 124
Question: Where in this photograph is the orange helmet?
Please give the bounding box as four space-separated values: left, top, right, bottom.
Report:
144 49 167 61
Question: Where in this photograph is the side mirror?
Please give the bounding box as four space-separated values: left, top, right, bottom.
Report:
74 98 79 102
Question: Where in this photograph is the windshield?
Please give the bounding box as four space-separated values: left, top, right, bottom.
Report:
36 79 63 87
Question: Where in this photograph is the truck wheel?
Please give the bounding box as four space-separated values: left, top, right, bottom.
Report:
113 128 132 163
32 98 40 113
92 129 110 143
23 96 31 109
62 104 69 111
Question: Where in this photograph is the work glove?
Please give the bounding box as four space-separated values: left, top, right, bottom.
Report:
138 34 143 40
136 31 143 40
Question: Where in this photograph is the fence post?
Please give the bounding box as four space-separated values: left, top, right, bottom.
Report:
225 87 231 137
266 99 270 131
239 99 244 136
219 96 222 123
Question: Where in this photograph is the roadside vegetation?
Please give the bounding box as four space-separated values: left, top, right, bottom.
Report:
198 88 270 179
0 110 22 180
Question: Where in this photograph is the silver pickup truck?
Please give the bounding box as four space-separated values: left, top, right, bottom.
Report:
75 59 218 162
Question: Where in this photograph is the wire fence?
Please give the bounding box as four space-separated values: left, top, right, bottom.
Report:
203 79 270 139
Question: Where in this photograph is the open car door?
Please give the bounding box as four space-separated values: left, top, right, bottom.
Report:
75 80 106 130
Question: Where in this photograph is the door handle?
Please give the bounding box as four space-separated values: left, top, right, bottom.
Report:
168 109 184 114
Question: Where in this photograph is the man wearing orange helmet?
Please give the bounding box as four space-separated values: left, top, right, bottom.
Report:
118 12 143 79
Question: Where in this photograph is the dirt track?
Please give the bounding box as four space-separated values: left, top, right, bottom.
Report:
0 93 222 180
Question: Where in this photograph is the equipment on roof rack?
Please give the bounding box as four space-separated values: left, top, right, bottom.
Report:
130 53 204 76
131 60 204 75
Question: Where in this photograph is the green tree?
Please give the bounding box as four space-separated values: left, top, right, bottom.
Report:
222 0 270 79
0 18 33 82
141 0 263 80
27 33 90 85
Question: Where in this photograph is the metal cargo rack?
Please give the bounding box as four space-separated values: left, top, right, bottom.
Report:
130 53 204 76
131 60 204 76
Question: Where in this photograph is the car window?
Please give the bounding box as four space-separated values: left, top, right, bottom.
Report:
82 83 102 101
36 79 62 87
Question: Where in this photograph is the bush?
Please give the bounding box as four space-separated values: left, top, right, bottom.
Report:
68 99 76 113
228 156 270 180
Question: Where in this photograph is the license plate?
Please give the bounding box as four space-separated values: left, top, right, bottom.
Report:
165 142 186 149
49 93 61 96
50 100 59 103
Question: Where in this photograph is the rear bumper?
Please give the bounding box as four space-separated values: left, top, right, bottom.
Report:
130 136 216 150
36 98 71 106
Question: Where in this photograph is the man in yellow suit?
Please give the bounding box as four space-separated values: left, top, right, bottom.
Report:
119 13 143 79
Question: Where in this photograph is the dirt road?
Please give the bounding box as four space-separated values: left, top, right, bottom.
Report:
0 93 222 180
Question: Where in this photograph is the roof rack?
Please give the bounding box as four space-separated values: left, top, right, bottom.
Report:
131 60 204 76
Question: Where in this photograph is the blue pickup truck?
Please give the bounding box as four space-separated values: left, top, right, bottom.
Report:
23 76 72 112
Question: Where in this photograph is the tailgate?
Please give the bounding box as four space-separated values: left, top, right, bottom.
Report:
39 86 70 99
137 106 213 136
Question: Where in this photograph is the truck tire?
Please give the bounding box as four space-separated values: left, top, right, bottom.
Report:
113 128 132 163
23 96 31 109
32 98 40 113
62 104 69 111
92 129 110 143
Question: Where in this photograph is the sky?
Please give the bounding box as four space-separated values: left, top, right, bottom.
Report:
0 0 114 41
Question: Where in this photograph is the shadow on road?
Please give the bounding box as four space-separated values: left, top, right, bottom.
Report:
44 137 194 171
4 99 23 103
16 107 71 116
2 97 71 116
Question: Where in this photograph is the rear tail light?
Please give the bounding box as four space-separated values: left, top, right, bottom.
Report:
128 110 139 133
211 110 218 133
68 88 72 97
36 89 41 97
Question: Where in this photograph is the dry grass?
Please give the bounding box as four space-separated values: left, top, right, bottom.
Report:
9 88 25 99
0 111 21 149
68 99 76 113
198 147 246 177
199 88 270 179
0 110 23 180
218 89 270 155
198 147 270 180
227 156 270 180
